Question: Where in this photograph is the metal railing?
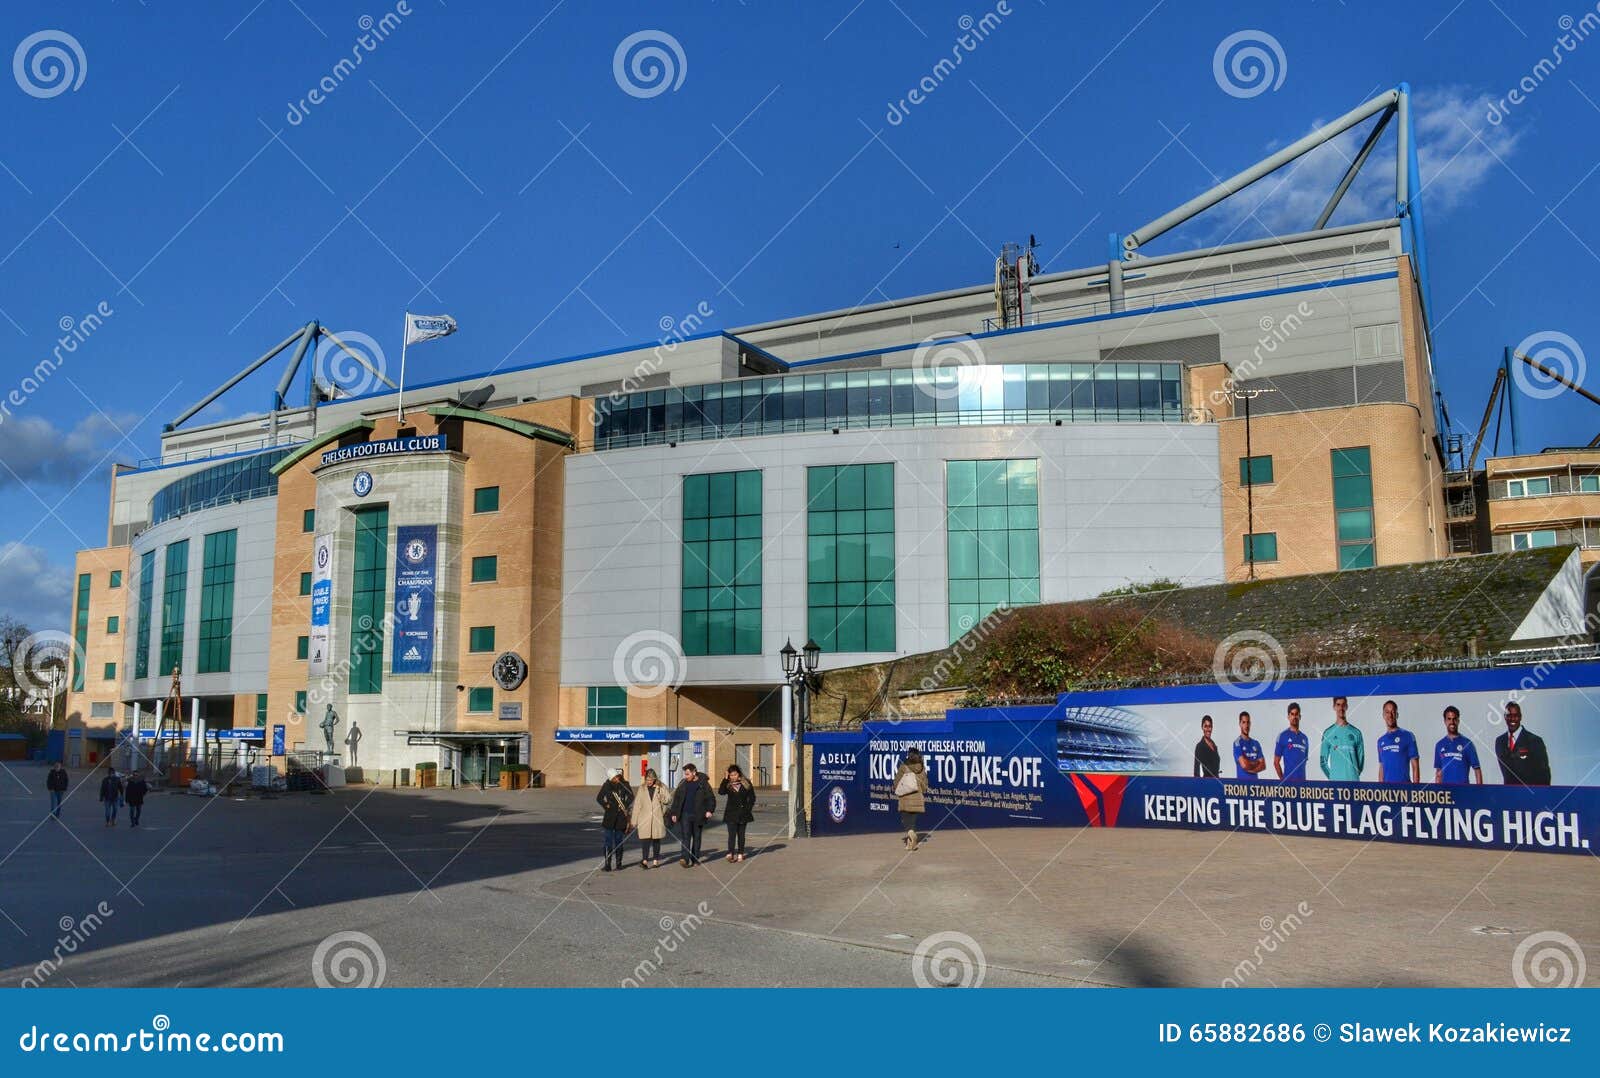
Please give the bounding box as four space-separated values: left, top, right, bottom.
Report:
980 256 1400 333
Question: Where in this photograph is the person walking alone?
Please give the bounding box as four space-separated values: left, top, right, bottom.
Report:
45 761 68 819
668 763 716 867
633 768 671 869
892 748 931 851
99 768 124 828
124 771 148 828
718 764 756 863
596 769 634 872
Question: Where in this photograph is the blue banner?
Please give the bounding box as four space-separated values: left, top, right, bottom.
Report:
811 660 1600 855
271 725 285 755
391 525 437 675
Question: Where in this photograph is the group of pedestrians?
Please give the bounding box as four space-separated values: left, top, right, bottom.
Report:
1195 695 1555 786
42 762 149 826
595 762 758 871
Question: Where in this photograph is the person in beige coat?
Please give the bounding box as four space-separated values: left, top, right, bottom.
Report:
891 748 931 851
633 769 672 869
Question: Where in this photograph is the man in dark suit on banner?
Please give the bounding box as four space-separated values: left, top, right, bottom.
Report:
1494 702 1552 786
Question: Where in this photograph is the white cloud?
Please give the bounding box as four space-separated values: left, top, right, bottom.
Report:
0 543 74 633
0 412 136 492
1178 86 1521 245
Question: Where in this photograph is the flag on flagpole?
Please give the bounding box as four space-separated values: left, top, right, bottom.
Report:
399 313 458 422
405 313 458 346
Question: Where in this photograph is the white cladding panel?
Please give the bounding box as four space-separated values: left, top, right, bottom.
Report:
562 423 1223 688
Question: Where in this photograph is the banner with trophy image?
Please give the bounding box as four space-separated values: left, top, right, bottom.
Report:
391 524 438 675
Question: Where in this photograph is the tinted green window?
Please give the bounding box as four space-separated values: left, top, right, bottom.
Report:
474 486 500 513
808 463 895 652
1239 455 1274 485
256 693 268 726
586 686 628 726
71 573 90 692
106 615 119 634
1331 447 1374 570
302 508 315 532
296 636 309 660
469 626 496 652
1244 532 1279 563
109 570 122 589
682 470 762 656
135 550 155 679
295 690 307 713
467 687 494 712
299 572 312 596
946 460 1039 643
197 529 237 674
470 556 498 583
348 507 389 695
103 662 116 681
158 541 189 676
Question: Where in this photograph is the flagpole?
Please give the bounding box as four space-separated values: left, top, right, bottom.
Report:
398 312 409 424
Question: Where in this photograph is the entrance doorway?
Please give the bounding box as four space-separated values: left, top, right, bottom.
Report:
460 741 517 788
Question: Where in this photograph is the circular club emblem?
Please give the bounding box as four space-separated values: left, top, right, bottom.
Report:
352 471 374 498
827 786 848 824
492 651 528 691
315 543 330 569
403 537 428 564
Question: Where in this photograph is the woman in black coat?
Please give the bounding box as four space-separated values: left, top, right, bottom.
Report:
595 770 634 872
717 765 756 863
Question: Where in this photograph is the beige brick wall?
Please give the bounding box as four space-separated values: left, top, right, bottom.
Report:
62 545 131 739
1218 402 1441 579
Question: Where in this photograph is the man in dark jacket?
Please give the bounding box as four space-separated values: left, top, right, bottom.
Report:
1495 702 1552 786
668 764 716 867
595 770 634 872
124 771 149 828
45 762 68 818
98 769 124 828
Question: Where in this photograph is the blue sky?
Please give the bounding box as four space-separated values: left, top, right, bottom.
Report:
2 0 1598 629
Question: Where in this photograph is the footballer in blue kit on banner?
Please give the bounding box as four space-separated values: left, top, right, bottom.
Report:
810 662 1600 854
391 524 438 674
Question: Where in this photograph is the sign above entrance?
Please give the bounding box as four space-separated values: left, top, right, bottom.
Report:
320 433 446 467
555 728 690 743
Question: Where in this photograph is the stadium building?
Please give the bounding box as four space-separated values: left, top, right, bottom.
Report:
61 88 1453 788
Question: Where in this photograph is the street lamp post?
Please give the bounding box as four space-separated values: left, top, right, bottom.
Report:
780 637 821 839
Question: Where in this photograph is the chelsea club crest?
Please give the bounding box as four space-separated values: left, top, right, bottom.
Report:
404 537 429 563
827 786 848 824
352 470 374 497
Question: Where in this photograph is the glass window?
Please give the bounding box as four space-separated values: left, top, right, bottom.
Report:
197 529 237 674
682 470 761 656
135 550 154 679
1527 476 1552 496
1239 455 1273 486
302 508 315 533
299 572 312 596
158 541 189 677
295 691 307 714
109 570 122 589
256 694 268 726
1244 532 1279 563
467 687 494 713
1331 447 1374 570
471 555 498 583
1512 530 1558 550
586 686 628 726
469 626 496 652
106 615 119 635
1581 474 1600 493
474 486 500 513
297 636 309 660
103 662 116 681
348 507 388 695
72 573 90 692
808 464 895 653
946 459 1039 643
